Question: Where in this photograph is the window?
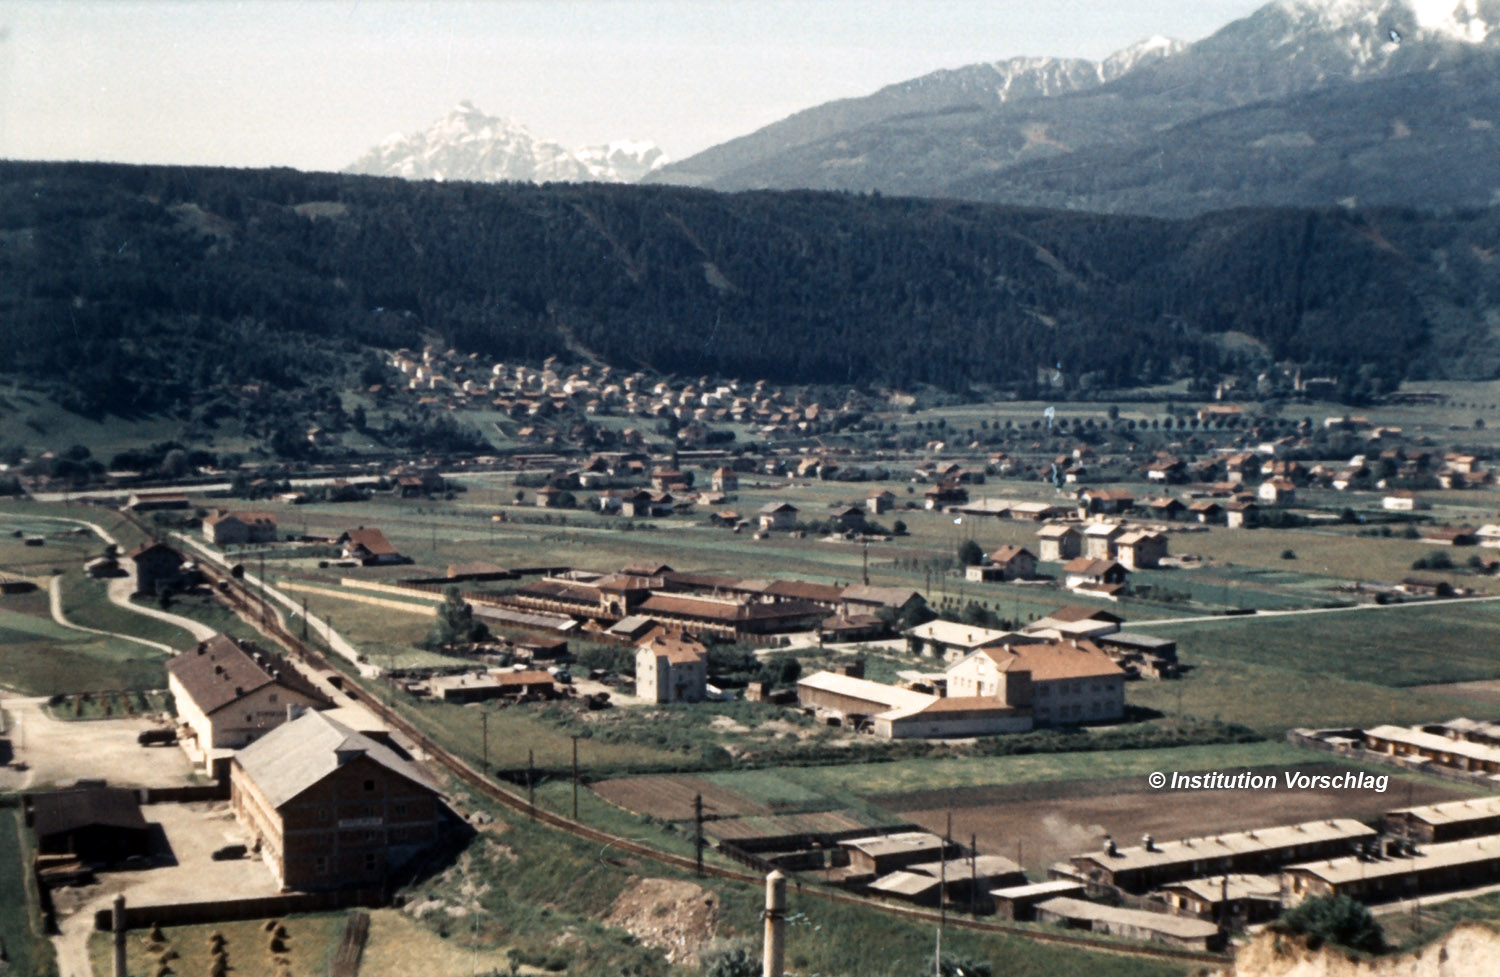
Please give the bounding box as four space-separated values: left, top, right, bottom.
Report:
268 693 277 703
363 779 376 792
393 803 407 818
364 853 377 871
317 808 329 823
315 856 329 875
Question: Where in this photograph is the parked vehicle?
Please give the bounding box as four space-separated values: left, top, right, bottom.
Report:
137 728 177 746
211 844 248 861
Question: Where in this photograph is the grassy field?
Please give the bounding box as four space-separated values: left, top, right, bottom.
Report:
58 568 196 649
704 741 1309 808
0 802 59 977
0 589 169 695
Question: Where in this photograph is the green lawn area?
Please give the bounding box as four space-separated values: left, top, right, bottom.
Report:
58 568 195 649
0 803 59 977
1131 601 1500 688
0 589 169 695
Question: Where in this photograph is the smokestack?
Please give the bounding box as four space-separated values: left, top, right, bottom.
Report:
112 894 127 977
763 870 786 977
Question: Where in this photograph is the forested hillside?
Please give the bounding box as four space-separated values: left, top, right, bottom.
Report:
2 161 1498 417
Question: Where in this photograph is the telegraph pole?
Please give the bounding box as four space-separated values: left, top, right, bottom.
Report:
694 793 705 876
571 735 580 821
527 748 535 817
481 711 488 772
301 596 308 640
970 833 978 917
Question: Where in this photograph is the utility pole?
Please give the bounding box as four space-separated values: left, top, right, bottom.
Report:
939 811 951 935
481 710 488 772
259 551 267 623
571 735 580 821
694 792 705 876
970 832 978 917
301 597 308 640
862 542 869 586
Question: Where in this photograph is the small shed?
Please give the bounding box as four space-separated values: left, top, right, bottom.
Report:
29 785 152 864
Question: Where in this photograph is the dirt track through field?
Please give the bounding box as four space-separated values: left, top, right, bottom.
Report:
873 764 1479 874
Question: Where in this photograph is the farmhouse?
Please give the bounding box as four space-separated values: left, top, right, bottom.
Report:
866 489 895 515
1062 557 1129 599
945 639 1126 726
1079 488 1134 515
1034 524 1082 562
1384 796 1500 844
29 785 152 864
964 545 1036 582
1114 530 1167 570
1224 500 1259 529
1282 835 1500 906
1081 522 1126 559
903 620 1012 661
338 527 410 565
840 585 925 618
1066 819 1377 894
168 634 333 773
230 710 444 891
202 509 279 546
758 502 799 532
635 631 709 703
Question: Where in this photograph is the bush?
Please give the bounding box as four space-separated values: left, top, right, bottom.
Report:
1278 895 1384 954
1280 549 1297 560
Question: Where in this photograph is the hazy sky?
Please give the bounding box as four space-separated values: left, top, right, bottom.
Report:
1 1 1267 171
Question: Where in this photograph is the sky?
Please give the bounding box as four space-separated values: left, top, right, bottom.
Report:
1 1 1269 171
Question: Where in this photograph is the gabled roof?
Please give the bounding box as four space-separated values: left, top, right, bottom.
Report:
841 585 922 608
127 541 182 561
168 634 332 717
758 502 799 514
1036 523 1081 539
964 639 1125 682
234 710 438 809
31 785 148 838
338 527 400 556
638 631 708 666
1063 557 1125 576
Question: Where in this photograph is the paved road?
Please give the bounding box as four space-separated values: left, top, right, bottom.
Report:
23 513 215 644
1127 594 1500 628
47 576 174 653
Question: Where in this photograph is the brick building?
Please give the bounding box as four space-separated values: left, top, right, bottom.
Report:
230 710 444 891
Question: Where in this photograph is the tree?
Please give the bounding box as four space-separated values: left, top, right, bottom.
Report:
893 519 908 535
957 539 983 566
427 587 489 649
1278 895 1384 953
1281 549 1297 560
704 947 759 977
915 957 993 977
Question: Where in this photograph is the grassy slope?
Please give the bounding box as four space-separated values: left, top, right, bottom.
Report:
0 804 59 977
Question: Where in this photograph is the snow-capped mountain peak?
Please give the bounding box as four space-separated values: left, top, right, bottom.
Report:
1101 35 1188 80
346 103 668 184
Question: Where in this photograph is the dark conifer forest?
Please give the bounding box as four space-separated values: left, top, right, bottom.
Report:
3 161 1498 416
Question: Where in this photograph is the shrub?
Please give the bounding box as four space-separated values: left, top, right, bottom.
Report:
1278 895 1384 954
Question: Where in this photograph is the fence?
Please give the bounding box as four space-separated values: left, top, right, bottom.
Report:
279 581 436 617
337 578 448 602
94 888 385 931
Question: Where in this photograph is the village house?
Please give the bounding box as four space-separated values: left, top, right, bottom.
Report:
1257 479 1296 505
230 710 444 891
965 545 1037 582
1114 530 1168 571
839 585 925 619
1078 488 1134 516
903 620 1012 661
1383 490 1429 512
866 489 896 515
1145 498 1186 521
1036 524 1082 562
1082 522 1126 560
127 541 190 596
710 467 738 492
168 634 334 776
338 527 409 565
635 631 709 703
1224 500 1259 529
1062 557 1129 599
758 502 800 532
1187 500 1223 524
202 509 279 546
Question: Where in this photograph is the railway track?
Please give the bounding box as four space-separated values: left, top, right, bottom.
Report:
143 515 1228 970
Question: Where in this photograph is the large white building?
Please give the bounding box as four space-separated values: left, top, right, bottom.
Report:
634 632 708 703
